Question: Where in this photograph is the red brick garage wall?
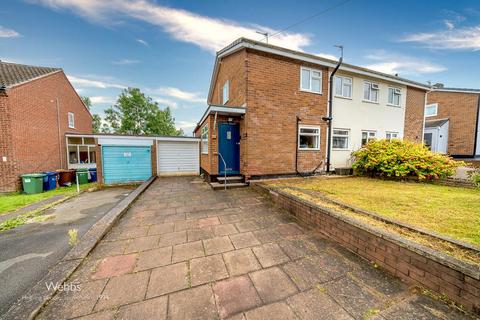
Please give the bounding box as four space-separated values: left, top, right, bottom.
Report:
427 91 480 156
404 86 426 143
2 71 92 191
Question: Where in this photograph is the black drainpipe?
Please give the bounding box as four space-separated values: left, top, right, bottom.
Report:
473 94 480 157
325 56 343 173
295 116 300 174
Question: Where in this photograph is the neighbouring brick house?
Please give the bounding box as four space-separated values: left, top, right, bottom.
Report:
194 38 429 182
0 61 93 192
425 87 480 157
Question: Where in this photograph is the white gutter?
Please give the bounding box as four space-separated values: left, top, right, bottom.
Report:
433 88 480 94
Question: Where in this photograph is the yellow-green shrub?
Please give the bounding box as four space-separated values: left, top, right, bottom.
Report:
352 139 465 180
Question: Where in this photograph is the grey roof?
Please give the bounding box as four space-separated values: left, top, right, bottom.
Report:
0 61 61 88
425 118 449 128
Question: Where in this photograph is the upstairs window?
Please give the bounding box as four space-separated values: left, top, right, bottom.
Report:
361 130 376 146
332 129 350 149
300 67 322 94
201 124 209 154
425 103 438 117
68 112 75 128
222 80 229 104
298 125 320 150
335 76 352 98
363 81 379 103
388 87 401 106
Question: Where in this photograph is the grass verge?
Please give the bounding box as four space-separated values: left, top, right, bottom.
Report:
0 183 97 215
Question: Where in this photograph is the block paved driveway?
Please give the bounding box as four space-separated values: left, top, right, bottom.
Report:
37 177 471 320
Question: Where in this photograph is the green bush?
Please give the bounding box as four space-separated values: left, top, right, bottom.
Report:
351 139 465 180
468 169 480 187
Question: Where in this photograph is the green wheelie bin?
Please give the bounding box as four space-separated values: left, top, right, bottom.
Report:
21 173 46 194
76 168 89 185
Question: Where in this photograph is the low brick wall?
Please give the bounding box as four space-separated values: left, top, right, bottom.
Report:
254 184 480 315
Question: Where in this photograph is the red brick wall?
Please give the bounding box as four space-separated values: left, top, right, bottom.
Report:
404 87 426 143
0 93 16 192
427 91 480 156
244 50 327 177
1 71 92 192
256 184 480 315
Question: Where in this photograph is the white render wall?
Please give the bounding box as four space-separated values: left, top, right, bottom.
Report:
330 73 407 168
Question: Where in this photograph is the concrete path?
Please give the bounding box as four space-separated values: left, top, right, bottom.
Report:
36 177 472 319
0 187 133 316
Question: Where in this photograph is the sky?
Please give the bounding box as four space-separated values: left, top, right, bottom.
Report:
1 0 479 135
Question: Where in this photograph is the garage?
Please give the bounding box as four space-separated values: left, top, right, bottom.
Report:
97 136 155 184
157 137 200 176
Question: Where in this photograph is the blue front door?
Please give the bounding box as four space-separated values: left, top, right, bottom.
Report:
218 123 240 175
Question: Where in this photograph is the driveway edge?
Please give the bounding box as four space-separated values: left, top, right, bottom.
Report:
2 177 156 320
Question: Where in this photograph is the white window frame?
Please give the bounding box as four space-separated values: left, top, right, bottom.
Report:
222 80 229 104
386 131 399 141
425 103 438 117
68 112 75 128
298 125 321 150
363 81 379 103
361 130 377 146
334 76 352 99
387 87 402 107
332 128 350 150
201 124 209 154
300 67 322 94
67 137 96 165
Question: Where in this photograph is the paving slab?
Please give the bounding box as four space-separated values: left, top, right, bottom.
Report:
36 177 475 320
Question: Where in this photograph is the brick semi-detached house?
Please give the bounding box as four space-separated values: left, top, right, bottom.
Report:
0 61 92 192
425 87 480 158
194 38 429 183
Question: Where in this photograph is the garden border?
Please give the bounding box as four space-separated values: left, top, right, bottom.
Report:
253 183 480 315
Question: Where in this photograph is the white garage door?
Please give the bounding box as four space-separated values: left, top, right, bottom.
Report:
157 141 199 175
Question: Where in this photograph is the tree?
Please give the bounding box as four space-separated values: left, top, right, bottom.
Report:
103 88 183 136
92 114 102 133
81 96 92 109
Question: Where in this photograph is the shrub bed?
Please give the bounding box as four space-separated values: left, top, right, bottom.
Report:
352 140 465 180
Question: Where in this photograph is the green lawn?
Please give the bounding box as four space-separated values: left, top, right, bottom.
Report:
269 177 480 246
0 183 97 215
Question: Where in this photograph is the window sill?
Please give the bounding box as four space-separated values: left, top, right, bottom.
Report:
332 148 350 151
300 89 323 95
334 95 352 100
387 104 402 108
298 148 321 151
362 100 379 105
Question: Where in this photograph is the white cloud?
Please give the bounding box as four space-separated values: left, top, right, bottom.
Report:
315 52 338 61
176 120 197 133
153 97 178 109
90 96 116 104
136 38 148 46
154 86 205 103
363 51 447 75
0 26 21 38
112 58 140 65
444 20 455 31
30 0 310 52
401 25 480 51
67 75 127 89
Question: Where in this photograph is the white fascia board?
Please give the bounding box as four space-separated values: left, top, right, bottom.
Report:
156 137 200 142
197 105 246 129
433 88 480 94
218 41 430 90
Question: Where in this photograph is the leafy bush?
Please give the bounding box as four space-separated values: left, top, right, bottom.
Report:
468 169 480 187
352 139 465 180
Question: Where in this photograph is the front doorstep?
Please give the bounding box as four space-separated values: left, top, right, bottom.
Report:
253 183 480 316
